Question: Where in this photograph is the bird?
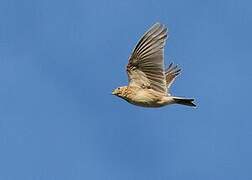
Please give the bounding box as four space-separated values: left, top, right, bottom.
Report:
112 22 196 108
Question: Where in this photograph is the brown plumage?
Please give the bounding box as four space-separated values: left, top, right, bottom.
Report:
112 23 196 108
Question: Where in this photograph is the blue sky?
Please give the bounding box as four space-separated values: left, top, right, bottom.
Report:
0 0 252 179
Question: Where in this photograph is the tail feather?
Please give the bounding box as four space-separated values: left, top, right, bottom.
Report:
173 97 196 107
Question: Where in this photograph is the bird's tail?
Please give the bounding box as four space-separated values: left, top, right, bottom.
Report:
173 97 196 107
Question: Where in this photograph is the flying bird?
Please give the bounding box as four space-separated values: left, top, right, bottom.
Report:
112 23 196 107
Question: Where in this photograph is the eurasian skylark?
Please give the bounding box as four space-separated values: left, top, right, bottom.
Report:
112 23 196 107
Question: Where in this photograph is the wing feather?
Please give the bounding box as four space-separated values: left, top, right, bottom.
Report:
165 63 181 94
127 23 168 94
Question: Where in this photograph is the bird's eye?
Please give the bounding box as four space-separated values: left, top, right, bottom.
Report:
118 87 121 90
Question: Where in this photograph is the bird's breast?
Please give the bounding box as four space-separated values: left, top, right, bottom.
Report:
124 89 165 107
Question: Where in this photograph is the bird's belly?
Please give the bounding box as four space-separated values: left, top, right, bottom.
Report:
125 92 165 108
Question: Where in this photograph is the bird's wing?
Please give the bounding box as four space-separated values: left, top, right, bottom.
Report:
165 63 181 94
126 23 168 95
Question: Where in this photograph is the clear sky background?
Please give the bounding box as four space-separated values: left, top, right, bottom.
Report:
0 0 252 179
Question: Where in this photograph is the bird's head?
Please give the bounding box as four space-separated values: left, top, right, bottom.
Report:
112 86 127 97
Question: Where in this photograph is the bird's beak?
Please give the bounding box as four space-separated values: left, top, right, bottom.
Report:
112 90 116 95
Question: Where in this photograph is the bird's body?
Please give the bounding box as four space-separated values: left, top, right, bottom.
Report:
114 86 174 107
112 23 196 108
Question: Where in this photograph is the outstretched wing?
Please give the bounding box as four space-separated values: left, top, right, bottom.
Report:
127 23 168 95
165 63 181 94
